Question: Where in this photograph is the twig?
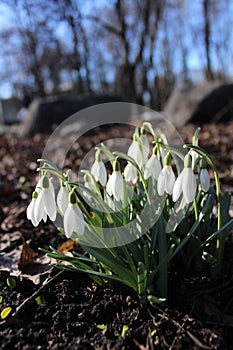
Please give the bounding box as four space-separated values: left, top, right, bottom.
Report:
0 270 64 329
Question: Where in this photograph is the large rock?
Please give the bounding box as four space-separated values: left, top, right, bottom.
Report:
163 81 233 126
19 95 123 137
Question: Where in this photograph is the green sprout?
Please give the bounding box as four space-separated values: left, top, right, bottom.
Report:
7 277 16 290
35 295 45 306
121 325 129 338
1 307 12 320
96 324 106 330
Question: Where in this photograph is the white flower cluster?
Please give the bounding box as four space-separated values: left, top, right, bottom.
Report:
27 175 84 238
27 127 211 238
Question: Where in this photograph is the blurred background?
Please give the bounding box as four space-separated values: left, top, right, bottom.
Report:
0 0 232 126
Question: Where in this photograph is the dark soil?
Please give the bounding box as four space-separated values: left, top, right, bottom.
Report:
0 121 233 349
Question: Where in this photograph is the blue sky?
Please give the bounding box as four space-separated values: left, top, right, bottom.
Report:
0 1 232 99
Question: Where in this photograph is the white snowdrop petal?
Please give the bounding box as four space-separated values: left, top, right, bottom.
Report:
34 191 47 223
157 172 165 196
106 173 115 196
128 141 139 159
97 161 107 186
91 160 98 177
151 156 162 180
172 170 184 202
26 200 33 221
72 205 85 235
165 166 175 195
64 205 74 238
27 199 39 226
200 169 210 192
44 189 57 221
124 163 138 184
128 141 142 166
57 187 69 215
144 156 155 179
182 168 197 203
113 172 124 201
64 204 85 238
49 179 55 198
152 166 162 180
91 160 106 186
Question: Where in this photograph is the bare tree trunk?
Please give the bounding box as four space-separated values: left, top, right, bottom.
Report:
203 0 214 81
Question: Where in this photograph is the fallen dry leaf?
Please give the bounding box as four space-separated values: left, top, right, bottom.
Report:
18 239 38 270
57 239 77 254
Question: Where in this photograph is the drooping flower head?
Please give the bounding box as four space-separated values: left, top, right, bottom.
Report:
57 181 69 216
106 159 124 201
64 190 85 238
157 153 176 196
34 175 57 223
124 162 138 184
172 154 197 204
144 146 162 180
127 129 149 169
27 190 40 227
200 160 210 192
91 149 107 187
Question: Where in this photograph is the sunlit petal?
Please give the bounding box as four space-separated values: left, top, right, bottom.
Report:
144 155 161 180
64 204 85 238
113 171 124 201
27 198 38 227
106 172 115 196
91 160 107 187
34 191 47 223
124 163 138 184
172 170 184 202
164 166 175 195
44 188 57 221
182 168 197 203
200 169 210 192
57 187 69 216
157 172 165 196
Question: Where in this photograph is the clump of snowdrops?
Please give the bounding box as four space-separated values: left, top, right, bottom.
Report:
27 123 233 304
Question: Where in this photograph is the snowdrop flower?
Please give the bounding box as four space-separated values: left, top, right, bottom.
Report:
144 148 162 180
27 191 40 226
106 159 124 201
84 173 99 194
157 153 176 196
172 154 197 204
82 173 101 204
200 168 210 192
34 176 57 223
91 150 107 187
64 191 85 238
124 162 138 184
127 133 149 168
57 182 69 216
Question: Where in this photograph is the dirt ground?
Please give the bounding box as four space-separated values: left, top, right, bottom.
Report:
0 121 233 349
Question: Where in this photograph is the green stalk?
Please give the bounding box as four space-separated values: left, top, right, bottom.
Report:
157 216 168 298
184 144 223 266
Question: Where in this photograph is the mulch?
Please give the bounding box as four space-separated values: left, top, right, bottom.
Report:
0 121 233 349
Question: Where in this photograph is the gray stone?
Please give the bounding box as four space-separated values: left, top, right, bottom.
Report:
163 81 233 126
19 95 123 137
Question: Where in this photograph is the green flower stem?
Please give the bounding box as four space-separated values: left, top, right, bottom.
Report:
156 142 185 161
98 143 115 165
184 144 223 266
158 216 168 298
